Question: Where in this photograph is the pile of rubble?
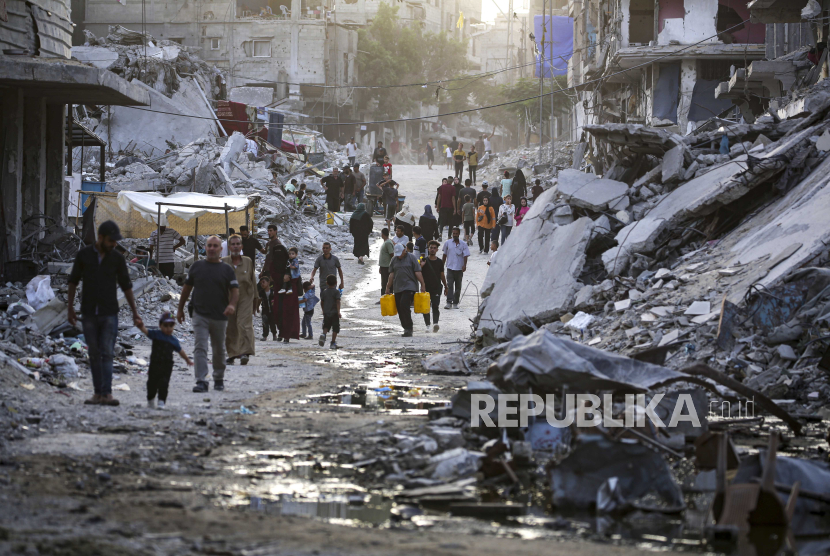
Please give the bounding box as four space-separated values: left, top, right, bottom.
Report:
75 25 225 100
459 57 830 545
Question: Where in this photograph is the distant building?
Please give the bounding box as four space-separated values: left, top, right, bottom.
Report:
77 0 359 124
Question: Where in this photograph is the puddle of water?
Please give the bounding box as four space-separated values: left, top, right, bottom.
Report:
250 493 393 525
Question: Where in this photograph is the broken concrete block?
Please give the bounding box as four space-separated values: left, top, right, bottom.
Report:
654 268 671 279
628 289 642 302
615 210 631 225
683 161 700 181
661 145 686 184
611 157 749 259
658 329 680 347
479 189 593 339
557 169 628 211
752 134 772 150
553 205 574 226
573 285 596 310
639 185 656 199
601 245 630 276
765 324 803 345
614 299 631 312
776 344 798 361
593 215 611 235
684 301 711 315
609 196 630 211
632 165 662 189
817 130 830 152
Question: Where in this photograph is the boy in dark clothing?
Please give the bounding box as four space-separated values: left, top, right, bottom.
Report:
420 240 447 333
318 274 342 349
140 312 192 409
300 281 320 339
256 275 277 341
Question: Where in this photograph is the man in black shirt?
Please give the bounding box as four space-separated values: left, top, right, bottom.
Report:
321 167 343 212
419 240 447 333
238 225 265 262
177 235 239 393
372 141 388 165
448 136 459 153
68 221 143 407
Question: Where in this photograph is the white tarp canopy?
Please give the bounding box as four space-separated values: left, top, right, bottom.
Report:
91 191 257 239
116 192 252 226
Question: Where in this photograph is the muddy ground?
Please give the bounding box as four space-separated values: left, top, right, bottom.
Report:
0 165 735 555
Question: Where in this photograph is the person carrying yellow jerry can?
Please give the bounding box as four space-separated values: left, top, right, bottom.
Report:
384 243 426 337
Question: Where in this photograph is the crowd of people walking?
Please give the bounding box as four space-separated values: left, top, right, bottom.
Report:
67 144 540 407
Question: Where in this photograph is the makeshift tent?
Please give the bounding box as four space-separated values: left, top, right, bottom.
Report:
89 191 258 239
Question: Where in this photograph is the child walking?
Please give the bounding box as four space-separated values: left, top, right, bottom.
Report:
300 281 319 340
256 275 277 341
462 195 475 243
445 145 453 169
140 312 192 409
318 274 341 349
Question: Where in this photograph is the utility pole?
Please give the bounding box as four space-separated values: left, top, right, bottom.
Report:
506 0 513 84
538 0 544 162
549 0 555 161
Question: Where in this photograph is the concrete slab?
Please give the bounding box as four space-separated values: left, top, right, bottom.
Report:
662 145 685 184
557 169 628 211
93 79 215 156
479 187 593 339
713 152 830 304
601 156 750 274
71 46 119 69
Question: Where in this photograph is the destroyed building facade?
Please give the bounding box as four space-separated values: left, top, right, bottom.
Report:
567 0 777 134
0 0 148 264
77 0 359 120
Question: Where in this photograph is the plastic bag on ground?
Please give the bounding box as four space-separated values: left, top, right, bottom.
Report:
25 275 55 311
49 354 79 378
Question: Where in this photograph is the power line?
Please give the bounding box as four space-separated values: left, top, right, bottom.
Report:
118 20 751 129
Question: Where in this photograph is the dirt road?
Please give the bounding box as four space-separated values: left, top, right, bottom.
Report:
0 165 650 556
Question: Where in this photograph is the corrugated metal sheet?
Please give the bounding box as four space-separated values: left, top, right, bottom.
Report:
28 0 70 22
0 0 35 53
31 4 72 58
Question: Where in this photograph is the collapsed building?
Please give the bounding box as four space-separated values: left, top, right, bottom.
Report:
76 0 359 126
567 0 813 136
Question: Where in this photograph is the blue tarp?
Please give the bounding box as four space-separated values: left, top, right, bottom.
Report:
534 15 573 78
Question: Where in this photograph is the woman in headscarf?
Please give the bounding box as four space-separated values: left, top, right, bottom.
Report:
515 197 530 226
349 203 373 265
418 205 438 242
511 168 527 203
394 203 416 240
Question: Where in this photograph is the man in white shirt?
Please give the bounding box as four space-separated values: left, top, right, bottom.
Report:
220 228 235 258
346 137 358 166
392 225 409 248
442 227 470 309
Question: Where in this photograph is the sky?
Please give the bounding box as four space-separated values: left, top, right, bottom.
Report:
481 0 530 24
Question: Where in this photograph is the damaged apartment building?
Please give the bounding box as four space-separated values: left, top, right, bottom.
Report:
567 0 812 137
76 0 358 126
